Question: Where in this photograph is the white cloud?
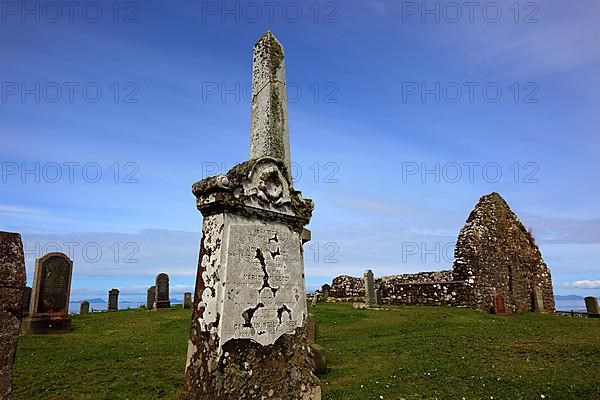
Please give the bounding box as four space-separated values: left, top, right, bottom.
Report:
562 280 600 289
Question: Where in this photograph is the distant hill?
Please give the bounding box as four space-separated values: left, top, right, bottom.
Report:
554 295 584 300
71 298 106 304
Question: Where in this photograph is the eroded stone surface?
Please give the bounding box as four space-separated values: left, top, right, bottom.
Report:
0 231 26 399
585 297 599 316
182 31 318 400
108 289 119 311
183 292 192 309
363 269 375 306
147 286 155 310
26 252 73 333
80 301 90 315
250 31 291 178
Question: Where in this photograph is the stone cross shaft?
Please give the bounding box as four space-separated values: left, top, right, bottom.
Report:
250 31 292 179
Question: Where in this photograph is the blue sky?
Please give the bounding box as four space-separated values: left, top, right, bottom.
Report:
1 0 599 301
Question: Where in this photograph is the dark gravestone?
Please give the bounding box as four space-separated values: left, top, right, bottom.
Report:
375 288 383 306
321 284 331 299
585 296 599 317
492 294 507 315
22 286 32 317
183 292 192 309
0 232 26 399
310 343 328 376
26 252 73 333
80 301 90 315
146 286 155 310
364 269 376 306
155 273 170 309
108 289 119 311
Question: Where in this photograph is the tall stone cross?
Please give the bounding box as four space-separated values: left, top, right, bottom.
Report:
181 32 320 400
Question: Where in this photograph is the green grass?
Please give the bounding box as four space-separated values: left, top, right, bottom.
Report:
13 303 600 399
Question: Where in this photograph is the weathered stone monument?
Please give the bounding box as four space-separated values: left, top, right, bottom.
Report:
155 273 170 310
108 289 119 311
147 286 156 310
80 301 90 315
0 232 26 399
183 292 192 309
22 286 31 317
181 31 320 399
375 288 383 306
585 296 599 317
364 269 376 306
306 313 317 343
26 252 73 333
533 287 544 312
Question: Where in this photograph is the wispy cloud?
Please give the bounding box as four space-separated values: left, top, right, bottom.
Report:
561 280 600 289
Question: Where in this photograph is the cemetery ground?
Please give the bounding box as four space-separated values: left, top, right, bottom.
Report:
12 303 600 400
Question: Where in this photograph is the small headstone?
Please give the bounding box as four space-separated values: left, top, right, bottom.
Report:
533 287 544 312
22 286 32 317
375 288 383 306
80 301 90 315
321 284 331 299
108 289 119 311
26 252 73 333
311 293 319 307
306 314 317 343
492 293 507 315
155 273 170 309
0 231 26 398
585 296 599 317
146 286 156 310
364 269 376 306
183 292 192 309
309 343 328 376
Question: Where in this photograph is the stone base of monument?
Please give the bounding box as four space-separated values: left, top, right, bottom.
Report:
24 316 72 334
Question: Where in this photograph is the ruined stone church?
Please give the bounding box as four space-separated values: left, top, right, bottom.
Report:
328 192 555 313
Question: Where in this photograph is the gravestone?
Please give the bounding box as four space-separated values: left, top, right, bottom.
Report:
26 252 73 333
321 284 331 299
183 292 192 309
147 286 156 310
181 31 320 400
22 286 31 317
585 296 599 317
364 269 376 306
310 344 328 376
80 301 90 315
155 274 170 309
492 293 507 315
375 288 383 306
108 289 119 311
0 232 26 399
533 287 544 312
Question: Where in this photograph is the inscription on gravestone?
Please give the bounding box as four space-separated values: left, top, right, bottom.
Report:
26 252 73 333
155 273 170 309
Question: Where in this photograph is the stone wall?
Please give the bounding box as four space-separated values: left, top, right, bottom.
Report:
328 193 556 314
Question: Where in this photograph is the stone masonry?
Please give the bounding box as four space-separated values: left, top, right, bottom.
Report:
329 193 555 313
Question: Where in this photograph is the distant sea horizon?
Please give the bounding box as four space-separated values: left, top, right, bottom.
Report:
66 295 594 314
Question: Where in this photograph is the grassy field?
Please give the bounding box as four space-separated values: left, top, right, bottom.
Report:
13 303 600 400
